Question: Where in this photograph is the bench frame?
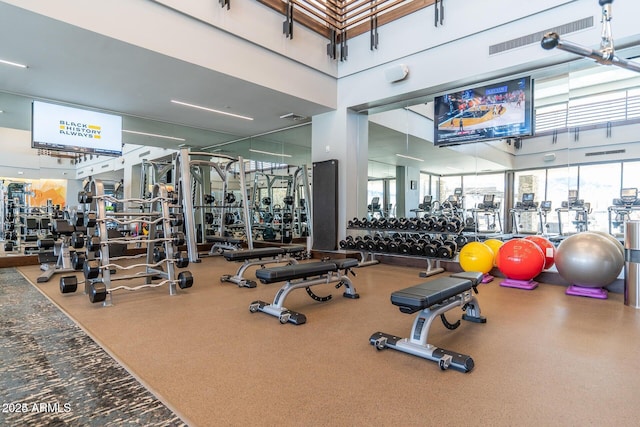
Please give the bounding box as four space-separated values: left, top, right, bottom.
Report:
249 259 359 325
207 236 243 255
221 246 305 288
370 272 486 373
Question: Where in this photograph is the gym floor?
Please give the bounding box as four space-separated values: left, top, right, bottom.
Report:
16 256 640 426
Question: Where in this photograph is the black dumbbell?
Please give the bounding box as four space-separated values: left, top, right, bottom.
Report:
60 276 78 294
71 252 85 271
178 271 194 289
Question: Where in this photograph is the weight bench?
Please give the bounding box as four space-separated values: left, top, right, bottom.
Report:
370 271 486 373
207 235 243 255
221 245 305 288
249 258 359 325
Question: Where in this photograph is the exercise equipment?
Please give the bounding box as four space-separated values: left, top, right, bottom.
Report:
220 245 305 288
36 219 86 283
175 148 252 262
249 258 359 325
458 242 494 282
497 238 545 290
483 238 504 267
470 194 502 233
75 178 194 306
555 232 624 299
608 188 640 236
370 271 486 373
556 190 591 235
524 235 556 270
510 193 541 235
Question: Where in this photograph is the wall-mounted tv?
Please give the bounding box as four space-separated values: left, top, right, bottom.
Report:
433 76 533 146
32 101 123 156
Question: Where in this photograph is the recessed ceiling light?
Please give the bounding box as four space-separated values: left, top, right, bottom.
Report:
171 100 253 121
249 149 292 158
396 153 424 162
0 58 28 68
122 129 185 141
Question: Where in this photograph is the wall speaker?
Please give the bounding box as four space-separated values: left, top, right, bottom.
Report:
543 153 556 162
385 64 409 83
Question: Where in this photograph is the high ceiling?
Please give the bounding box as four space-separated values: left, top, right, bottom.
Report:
3 2 639 180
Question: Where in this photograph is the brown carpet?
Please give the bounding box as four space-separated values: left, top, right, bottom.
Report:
18 257 640 427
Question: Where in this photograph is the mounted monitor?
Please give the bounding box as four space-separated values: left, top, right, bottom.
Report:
433 76 533 146
32 100 123 156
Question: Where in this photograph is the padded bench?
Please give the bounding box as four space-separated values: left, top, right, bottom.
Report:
207 235 243 255
250 258 360 325
370 271 485 372
221 246 306 288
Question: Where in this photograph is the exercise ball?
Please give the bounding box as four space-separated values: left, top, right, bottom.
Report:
496 238 545 281
484 239 504 266
555 232 624 288
589 230 624 259
458 242 494 275
524 235 556 270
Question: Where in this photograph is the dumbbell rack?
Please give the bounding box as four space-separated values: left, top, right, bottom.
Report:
344 215 471 277
77 179 193 306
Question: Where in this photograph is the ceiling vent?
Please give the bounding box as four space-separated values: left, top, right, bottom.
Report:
585 149 625 157
489 16 593 55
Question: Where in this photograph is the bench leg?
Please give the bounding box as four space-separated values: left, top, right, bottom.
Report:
370 291 484 373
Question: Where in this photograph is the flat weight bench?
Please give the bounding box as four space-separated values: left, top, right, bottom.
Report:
249 258 360 325
221 245 306 288
207 236 244 255
370 271 486 373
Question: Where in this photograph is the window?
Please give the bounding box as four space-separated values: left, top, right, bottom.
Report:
579 163 622 233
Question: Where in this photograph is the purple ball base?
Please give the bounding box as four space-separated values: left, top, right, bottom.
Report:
482 274 494 284
565 285 608 299
500 278 538 290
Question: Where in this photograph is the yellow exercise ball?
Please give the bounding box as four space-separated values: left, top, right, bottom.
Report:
459 242 495 274
484 239 504 266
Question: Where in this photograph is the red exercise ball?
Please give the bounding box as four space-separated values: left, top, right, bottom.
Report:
524 235 556 270
497 238 545 281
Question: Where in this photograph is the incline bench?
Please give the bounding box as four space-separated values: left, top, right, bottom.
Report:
249 258 359 325
221 245 306 288
370 271 486 373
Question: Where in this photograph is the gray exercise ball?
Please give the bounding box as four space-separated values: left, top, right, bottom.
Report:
589 230 624 258
555 232 624 288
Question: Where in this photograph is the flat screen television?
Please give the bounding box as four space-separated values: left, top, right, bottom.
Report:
32 101 123 156
433 76 533 146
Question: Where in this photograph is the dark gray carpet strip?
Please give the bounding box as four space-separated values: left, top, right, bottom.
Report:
0 268 187 426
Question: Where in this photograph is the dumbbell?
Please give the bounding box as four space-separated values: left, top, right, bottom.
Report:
407 218 420 231
87 236 101 252
446 217 463 233
369 218 379 229
70 232 85 249
376 237 390 252
355 236 368 250
37 238 55 250
410 238 429 256
339 238 350 249
398 239 412 255
170 213 184 227
71 252 85 271
396 218 409 230
455 234 468 248
433 217 448 232
60 276 78 294
88 281 108 303
204 194 215 204
436 240 457 259
376 218 388 229
366 237 378 251
348 218 358 228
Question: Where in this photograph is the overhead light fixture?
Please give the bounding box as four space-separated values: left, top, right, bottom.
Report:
0 58 28 68
171 100 254 121
396 153 424 162
249 149 292 158
122 129 185 141
541 0 640 73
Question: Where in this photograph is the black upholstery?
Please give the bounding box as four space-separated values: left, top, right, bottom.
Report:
206 236 243 244
223 247 284 261
256 261 338 283
391 277 473 314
